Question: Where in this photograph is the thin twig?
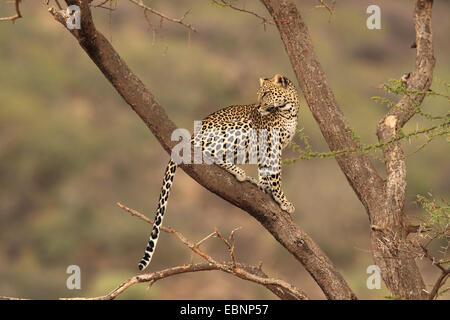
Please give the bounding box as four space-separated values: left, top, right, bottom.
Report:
313 0 336 23
215 226 242 268
128 0 196 32
0 0 22 22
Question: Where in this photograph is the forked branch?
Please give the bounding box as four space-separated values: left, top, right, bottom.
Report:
213 0 274 28
57 202 308 300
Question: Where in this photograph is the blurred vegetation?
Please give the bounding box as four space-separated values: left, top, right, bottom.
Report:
0 0 449 299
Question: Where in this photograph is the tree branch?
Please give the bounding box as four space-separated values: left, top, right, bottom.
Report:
47 1 354 299
213 0 274 28
128 0 197 33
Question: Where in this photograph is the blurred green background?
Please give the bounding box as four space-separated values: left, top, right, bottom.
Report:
0 0 448 299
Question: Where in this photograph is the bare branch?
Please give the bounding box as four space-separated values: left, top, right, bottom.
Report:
128 0 196 33
0 0 22 22
92 0 111 8
113 202 309 300
260 0 384 214
45 0 64 10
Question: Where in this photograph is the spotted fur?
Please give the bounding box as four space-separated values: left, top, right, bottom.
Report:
138 74 300 271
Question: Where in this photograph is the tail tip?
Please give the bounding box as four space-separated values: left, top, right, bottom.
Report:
138 263 145 271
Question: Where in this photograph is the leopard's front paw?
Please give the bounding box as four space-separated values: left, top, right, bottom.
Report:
234 172 246 182
280 201 295 214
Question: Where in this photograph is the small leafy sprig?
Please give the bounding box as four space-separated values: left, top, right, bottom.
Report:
283 78 450 165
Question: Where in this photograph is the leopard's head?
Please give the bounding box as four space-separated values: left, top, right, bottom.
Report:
257 74 299 116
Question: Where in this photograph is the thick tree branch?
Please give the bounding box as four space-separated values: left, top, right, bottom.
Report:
61 202 309 300
47 0 356 300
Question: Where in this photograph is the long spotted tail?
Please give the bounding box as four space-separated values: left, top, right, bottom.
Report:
138 159 178 271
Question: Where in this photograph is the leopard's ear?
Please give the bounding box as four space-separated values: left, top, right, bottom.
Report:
259 77 265 87
273 74 287 88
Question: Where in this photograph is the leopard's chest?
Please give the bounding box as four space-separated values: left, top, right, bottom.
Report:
280 122 296 148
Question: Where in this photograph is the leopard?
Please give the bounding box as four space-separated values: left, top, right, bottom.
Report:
138 74 301 271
